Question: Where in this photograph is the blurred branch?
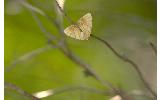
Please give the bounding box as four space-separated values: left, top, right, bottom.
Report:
58 47 116 90
5 82 40 100
149 42 157 55
6 45 54 72
33 85 110 99
91 34 157 98
20 0 57 41
19 0 45 16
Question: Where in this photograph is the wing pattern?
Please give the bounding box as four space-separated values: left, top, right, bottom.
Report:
64 13 92 40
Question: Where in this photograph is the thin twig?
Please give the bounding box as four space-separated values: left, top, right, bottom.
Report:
6 45 54 72
20 0 46 16
91 34 157 98
54 0 76 25
52 86 109 95
5 82 40 100
149 42 157 55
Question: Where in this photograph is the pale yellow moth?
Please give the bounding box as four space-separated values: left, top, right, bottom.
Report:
64 13 92 40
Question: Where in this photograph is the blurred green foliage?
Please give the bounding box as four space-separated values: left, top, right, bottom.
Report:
5 0 156 100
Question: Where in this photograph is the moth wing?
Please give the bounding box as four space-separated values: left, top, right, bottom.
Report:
64 13 92 40
77 13 92 35
64 25 85 40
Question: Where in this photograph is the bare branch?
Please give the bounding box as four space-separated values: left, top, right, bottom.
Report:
19 0 60 41
29 10 56 41
60 47 116 89
91 34 157 98
5 82 40 100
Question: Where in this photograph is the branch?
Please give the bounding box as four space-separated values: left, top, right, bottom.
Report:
59 47 115 90
90 34 157 98
5 82 40 100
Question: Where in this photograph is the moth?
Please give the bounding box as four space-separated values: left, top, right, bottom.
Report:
64 13 92 40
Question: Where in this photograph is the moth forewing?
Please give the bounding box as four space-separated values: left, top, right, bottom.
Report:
77 13 92 33
64 25 82 40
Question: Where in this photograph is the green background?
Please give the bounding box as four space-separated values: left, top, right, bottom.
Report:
5 0 156 100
